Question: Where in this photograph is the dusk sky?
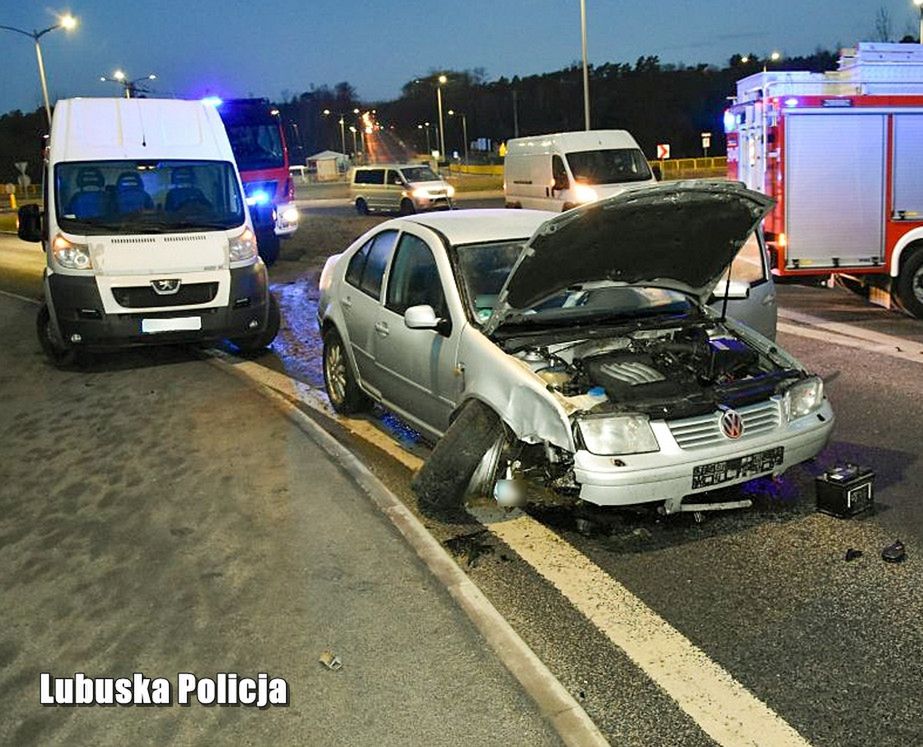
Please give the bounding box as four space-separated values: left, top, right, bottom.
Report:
1 1 919 114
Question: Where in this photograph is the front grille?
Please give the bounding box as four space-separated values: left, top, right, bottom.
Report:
668 399 782 450
111 282 218 309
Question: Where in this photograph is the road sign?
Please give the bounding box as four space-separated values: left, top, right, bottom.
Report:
656 143 670 160
701 132 712 149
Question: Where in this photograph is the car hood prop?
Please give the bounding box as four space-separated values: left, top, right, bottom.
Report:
484 181 774 335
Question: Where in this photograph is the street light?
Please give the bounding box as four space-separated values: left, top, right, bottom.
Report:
448 109 468 165
580 0 590 130
349 125 359 157
914 0 923 44
436 74 447 160
0 13 78 127
417 123 433 156
99 70 157 98
764 50 781 73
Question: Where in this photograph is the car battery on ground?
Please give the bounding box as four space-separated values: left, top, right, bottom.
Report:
815 464 875 518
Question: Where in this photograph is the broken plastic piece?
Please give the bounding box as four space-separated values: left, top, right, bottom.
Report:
319 650 342 670
881 540 906 564
844 548 863 562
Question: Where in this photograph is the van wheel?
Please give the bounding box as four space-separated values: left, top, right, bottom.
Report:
256 230 280 266
399 198 415 215
355 198 369 215
36 303 78 368
322 326 369 414
412 400 505 512
896 245 923 318
232 295 280 355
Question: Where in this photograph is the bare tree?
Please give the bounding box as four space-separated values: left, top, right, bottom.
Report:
874 6 893 42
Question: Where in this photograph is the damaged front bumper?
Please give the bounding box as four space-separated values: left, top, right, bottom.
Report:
572 402 834 513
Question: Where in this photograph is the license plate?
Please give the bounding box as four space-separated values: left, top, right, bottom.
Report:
141 317 203 334
692 446 784 489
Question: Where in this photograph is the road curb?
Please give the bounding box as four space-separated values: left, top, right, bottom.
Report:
209 355 609 747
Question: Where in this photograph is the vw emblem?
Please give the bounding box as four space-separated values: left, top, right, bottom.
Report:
151 279 181 295
720 409 745 439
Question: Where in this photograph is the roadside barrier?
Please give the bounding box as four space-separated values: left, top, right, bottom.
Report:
448 157 728 180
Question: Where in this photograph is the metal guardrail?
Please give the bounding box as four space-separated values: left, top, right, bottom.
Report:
448 157 728 180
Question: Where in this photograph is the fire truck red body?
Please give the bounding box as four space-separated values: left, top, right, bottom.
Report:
726 43 923 315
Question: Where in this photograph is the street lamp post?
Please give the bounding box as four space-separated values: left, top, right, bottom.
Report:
580 0 590 130
763 50 781 73
99 70 157 98
0 14 78 127
417 123 433 156
436 75 447 160
914 0 923 44
323 109 356 155
349 126 358 157
448 109 468 165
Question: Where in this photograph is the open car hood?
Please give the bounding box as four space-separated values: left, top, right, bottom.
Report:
483 181 774 335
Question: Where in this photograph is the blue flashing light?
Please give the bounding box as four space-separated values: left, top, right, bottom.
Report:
246 190 270 207
723 109 737 134
201 96 224 107
784 97 799 108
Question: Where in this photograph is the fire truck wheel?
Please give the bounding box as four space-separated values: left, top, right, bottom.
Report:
896 245 923 318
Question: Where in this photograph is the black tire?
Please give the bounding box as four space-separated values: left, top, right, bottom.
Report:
399 198 415 215
36 303 78 368
231 294 280 355
896 246 923 318
322 326 369 414
412 400 505 510
256 230 280 266
355 198 369 215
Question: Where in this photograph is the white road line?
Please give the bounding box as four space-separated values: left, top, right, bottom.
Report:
475 510 811 747
778 308 923 356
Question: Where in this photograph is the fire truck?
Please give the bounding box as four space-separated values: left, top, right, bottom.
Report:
210 98 298 265
726 43 923 316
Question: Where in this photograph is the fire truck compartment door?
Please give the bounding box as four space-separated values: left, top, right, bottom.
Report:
785 113 885 267
893 114 923 219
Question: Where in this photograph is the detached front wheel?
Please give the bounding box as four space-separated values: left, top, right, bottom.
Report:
36 303 78 368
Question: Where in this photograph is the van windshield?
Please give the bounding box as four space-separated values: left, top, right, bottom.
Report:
565 148 652 184
55 160 245 234
399 166 439 183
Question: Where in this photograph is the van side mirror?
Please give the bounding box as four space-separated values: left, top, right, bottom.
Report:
553 174 569 192
17 203 42 243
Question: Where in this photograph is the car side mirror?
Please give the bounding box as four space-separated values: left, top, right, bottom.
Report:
710 279 751 302
17 203 42 243
404 304 440 330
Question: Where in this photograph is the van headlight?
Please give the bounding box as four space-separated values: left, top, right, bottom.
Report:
228 227 257 262
446 184 456 197
576 414 659 455
784 376 824 419
573 184 598 203
52 235 92 270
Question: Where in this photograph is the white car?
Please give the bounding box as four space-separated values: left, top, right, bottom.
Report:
317 182 833 515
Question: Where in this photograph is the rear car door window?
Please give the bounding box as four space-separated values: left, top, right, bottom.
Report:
386 233 447 317
359 230 399 299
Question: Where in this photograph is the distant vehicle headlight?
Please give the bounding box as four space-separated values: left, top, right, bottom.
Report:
573 184 598 203
784 376 824 419
228 227 258 262
281 207 299 224
446 184 456 197
577 414 659 455
411 188 430 199
52 235 92 270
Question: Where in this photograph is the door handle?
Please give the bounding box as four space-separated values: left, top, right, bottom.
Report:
374 321 389 337
342 296 353 309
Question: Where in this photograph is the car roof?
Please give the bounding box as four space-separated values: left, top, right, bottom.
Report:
354 163 431 170
399 209 555 246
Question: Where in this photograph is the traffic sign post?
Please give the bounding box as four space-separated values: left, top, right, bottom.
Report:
701 132 712 157
656 143 670 160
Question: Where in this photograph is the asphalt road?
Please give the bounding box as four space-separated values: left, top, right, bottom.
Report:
4 220 923 744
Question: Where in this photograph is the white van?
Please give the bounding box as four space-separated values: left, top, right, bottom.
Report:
503 130 657 212
17 98 279 365
350 163 454 214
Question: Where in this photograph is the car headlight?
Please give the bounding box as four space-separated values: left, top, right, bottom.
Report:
228 227 257 262
281 207 299 224
573 184 598 203
577 414 659 455
784 376 824 419
411 188 429 199
52 235 92 270
446 184 456 197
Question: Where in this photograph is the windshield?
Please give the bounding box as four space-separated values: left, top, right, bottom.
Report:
399 166 440 183
55 160 245 234
225 124 285 171
565 148 652 184
456 239 693 327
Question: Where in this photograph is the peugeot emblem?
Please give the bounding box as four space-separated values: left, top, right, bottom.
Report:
151 279 181 295
720 409 744 440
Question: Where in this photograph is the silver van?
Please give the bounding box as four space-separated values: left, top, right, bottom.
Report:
350 164 454 215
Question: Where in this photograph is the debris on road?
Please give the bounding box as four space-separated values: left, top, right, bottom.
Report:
881 540 906 564
319 650 342 671
815 464 875 518
844 548 863 562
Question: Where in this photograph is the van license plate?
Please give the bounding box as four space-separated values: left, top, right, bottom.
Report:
141 317 202 334
691 446 784 489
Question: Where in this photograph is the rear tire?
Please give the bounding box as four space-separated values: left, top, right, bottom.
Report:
355 198 369 215
896 245 923 318
412 400 505 510
231 294 280 355
322 326 369 414
399 198 415 215
36 303 78 368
